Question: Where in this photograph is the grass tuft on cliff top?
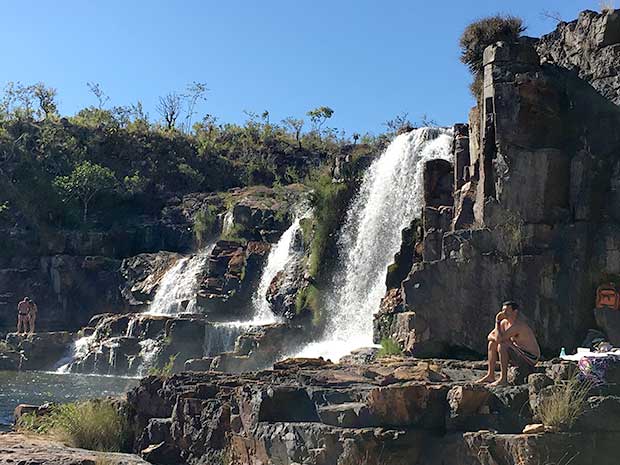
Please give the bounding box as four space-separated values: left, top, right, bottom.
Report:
459 15 525 74
17 400 132 452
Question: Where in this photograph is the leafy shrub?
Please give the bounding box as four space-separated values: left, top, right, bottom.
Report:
535 374 593 430
459 15 525 75
53 160 117 222
377 338 403 357
17 400 131 452
148 353 178 377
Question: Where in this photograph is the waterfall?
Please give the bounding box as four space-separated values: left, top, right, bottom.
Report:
204 322 247 356
147 245 213 315
297 127 453 361
222 210 234 235
250 208 310 323
56 333 96 373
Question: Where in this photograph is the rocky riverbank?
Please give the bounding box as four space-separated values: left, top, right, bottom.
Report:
121 355 620 464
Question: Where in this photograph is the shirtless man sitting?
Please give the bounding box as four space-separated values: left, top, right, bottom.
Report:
476 301 540 386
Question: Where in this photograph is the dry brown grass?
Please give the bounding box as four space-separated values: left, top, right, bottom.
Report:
535 374 593 430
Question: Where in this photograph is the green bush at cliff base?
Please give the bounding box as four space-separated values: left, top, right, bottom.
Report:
377 338 403 357
17 400 132 452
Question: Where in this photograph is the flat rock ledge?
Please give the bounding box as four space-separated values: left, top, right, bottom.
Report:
0 432 148 465
125 356 620 464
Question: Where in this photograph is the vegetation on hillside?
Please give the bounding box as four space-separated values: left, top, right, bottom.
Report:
0 81 383 232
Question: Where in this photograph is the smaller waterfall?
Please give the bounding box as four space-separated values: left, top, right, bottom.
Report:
56 333 96 373
136 339 159 376
250 208 310 323
222 211 234 235
204 322 247 356
148 245 213 315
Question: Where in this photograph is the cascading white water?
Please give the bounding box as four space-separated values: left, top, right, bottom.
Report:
249 208 310 323
56 333 96 373
297 127 453 361
147 245 213 315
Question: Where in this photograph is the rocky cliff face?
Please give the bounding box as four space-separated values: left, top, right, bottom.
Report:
536 9 620 105
376 30 620 357
0 185 307 334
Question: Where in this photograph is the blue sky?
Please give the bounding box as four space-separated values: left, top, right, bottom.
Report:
2 0 606 134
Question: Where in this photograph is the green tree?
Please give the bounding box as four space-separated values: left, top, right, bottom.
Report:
32 83 58 119
307 106 334 134
283 117 304 149
54 161 117 222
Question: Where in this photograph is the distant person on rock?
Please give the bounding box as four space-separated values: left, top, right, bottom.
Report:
28 299 38 333
16 297 31 334
476 301 540 386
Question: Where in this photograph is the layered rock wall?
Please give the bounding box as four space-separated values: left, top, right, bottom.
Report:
376 36 620 357
536 9 620 105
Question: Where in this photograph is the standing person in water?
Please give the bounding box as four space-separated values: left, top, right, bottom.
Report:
476 301 540 386
16 297 31 334
28 299 38 334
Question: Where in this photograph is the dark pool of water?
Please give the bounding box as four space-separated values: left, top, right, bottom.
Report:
0 371 138 431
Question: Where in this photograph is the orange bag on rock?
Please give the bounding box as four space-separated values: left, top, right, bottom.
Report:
596 283 620 310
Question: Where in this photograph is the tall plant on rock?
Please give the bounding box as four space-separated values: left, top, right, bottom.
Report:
54 161 117 222
459 15 525 97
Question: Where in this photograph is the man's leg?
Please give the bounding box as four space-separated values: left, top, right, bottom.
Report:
490 343 509 386
29 315 35 334
476 340 498 383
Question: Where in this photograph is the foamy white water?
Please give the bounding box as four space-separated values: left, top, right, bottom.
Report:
296 128 453 361
56 333 96 373
147 245 214 315
249 208 310 324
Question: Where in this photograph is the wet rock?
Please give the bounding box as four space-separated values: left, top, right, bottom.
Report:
196 240 269 318
120 252 182 308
